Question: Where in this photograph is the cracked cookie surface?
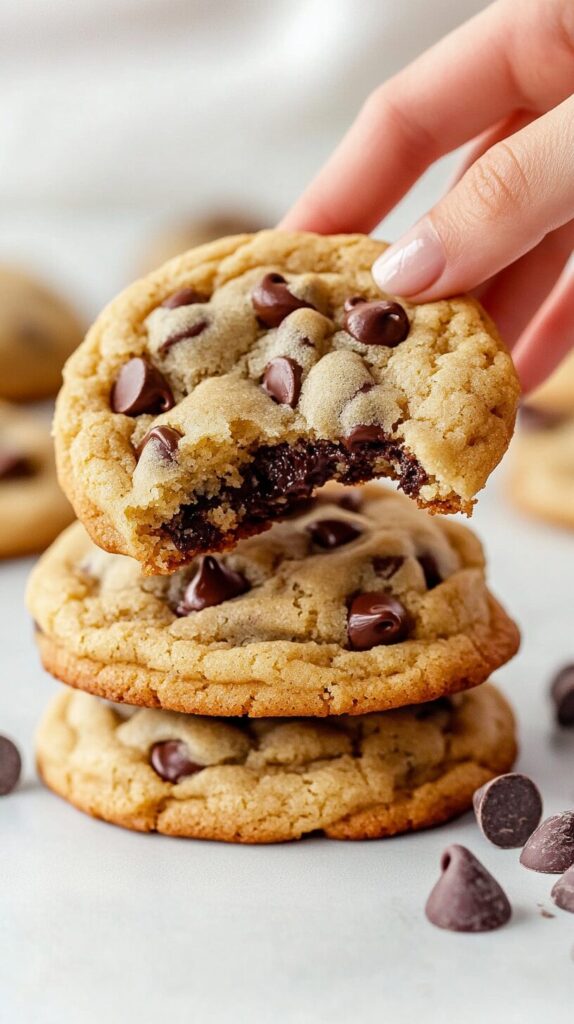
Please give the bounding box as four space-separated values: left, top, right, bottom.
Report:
36 683 517 843
0 402 73 557
54 231 519 574
27 485 519 717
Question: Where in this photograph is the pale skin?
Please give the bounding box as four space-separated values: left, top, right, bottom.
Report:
280 0 574 392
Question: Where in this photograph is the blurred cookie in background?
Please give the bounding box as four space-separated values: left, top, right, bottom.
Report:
0 402 73 557
0 266 84 401
138 210 266 274
509 353 574 528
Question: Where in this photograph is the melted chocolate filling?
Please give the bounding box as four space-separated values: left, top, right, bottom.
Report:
164 437 427 554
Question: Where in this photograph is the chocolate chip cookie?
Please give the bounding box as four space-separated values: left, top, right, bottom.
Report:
138 211 264 275
509 356 574 528
54 231 519 574
0 402 73 557
0 266 83 401
36 682 516 842
27 485 519 717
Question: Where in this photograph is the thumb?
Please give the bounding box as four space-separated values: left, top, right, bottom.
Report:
372 96 574 301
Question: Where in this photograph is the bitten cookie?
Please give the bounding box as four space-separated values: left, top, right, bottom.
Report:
27 485 519 717
0 266 83 401
36 683 517 843
0 403 73 557
54 230 519 573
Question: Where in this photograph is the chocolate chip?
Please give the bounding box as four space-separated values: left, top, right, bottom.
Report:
0 736 22 796
344 424 387 450
136 425 182 461
251 273 312 328
0 449 33 481
149 740 202 783
473 773 543 849
551 665 574 726
520 812 574 873
373 555 405 579
418 553 442 589
347 592 409 650
344 299 410 347
425 845 511 932
552 864 574 913
160 287 206 309
111 357 174 416
262 357 302 407
343 295 367 313
159 320 209 354
178 555 250 614
337 488 363 512
307 518 362 550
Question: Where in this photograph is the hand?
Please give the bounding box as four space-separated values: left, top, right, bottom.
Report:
280 0 574 392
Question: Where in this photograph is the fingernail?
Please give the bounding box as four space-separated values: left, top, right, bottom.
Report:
372 219 446 296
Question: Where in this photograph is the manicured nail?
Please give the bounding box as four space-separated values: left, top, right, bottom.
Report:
372 219 446 296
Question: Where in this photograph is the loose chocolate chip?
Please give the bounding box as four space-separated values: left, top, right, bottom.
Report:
150 740 202 783
159 320 209 354
344 299 410 347
178 555 250 614
307 518 362 550
551 665 574 726
251 273 313 328
347 591 409 650
111 357 174 416
136 425 182 461
160 287 206 309
373 555 405 579
0 736 22 796
473 773 543 849
418 553 442 590
425 845 511 932
552 864 574 913
262 357 303 407
344 424 387 450
520 812 574 873
0 449 33 481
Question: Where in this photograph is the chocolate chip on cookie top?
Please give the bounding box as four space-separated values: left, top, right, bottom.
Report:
111 357 174 416
0 447 33 480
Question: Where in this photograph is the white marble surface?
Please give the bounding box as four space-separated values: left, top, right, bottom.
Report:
2 463 574 1023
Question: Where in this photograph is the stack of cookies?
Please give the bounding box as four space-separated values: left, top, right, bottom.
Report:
28 230 521 843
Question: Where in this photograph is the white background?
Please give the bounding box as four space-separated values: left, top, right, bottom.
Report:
2 2 574 1021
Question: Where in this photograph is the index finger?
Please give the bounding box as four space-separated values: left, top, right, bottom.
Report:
279 0 574 234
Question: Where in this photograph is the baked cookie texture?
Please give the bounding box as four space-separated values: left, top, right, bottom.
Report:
509 354 574 528
0 403 73 557
27 485 519 717
36 682 516 843
54 230 519 574
0 266 83 401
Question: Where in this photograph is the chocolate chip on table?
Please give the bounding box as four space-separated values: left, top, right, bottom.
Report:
177 555 250 614
136 425 182 461
417 554 442 590
150 740 202 783
0 449 33 481
347 592 409 650
307 518 362 550
373 555 405 579
520 812 574 873
160 287 206 309
251 273 313 328
425 845 511 932
111 357 174 416
262 357 302 407
0 736 22 796
550 665 574 725
473 773 543 849
551 864 574 913
343 298 410 347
